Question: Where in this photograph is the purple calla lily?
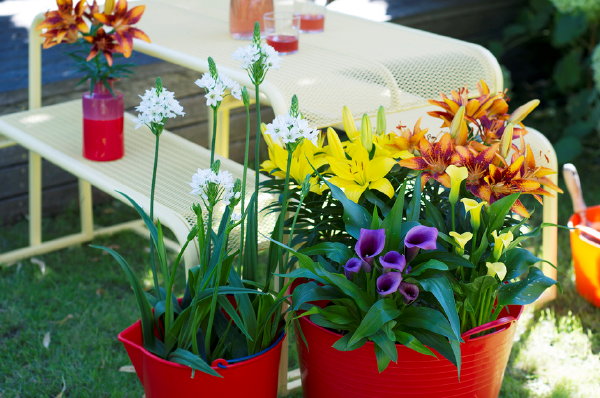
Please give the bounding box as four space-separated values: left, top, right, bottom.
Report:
376 272 402 296
404 225 438 261
344 257 370 278
398 282 419 303
355 228 386 264
380 251 406 272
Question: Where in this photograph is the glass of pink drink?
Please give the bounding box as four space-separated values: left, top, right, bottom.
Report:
263 11 300 55
82 83 124 161
294 0 325 33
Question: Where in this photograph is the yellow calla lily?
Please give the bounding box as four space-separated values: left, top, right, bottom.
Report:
327 144 396 202
486 261 507 281
461 198 486 229
491 230 514 260
449 231 473 249
446 165 468 205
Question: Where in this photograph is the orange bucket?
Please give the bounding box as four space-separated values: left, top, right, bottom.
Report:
568 205 600 307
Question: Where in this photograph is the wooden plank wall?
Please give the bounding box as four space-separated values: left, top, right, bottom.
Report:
0 62 273 225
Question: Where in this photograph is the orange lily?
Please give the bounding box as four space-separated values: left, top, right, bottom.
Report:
373 119 428 158
398 133 458 187
84 28 118 66
93 0 150 58
454 143 499 196
38 0 88 48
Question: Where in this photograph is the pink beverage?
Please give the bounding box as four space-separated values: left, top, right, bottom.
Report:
266 35 299 54
82 82 125 161
82 117 124 161
299 14 324 32
230 0 274 39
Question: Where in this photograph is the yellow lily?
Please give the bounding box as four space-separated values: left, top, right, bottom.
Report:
342 106 360 141
360 114 373 152
261 132 328 194
486 261 507 281
449 231 472 255
325 127 346 159
327 144 396 202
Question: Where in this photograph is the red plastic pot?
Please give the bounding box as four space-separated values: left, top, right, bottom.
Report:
118 320 284 398
568 205 600 307
297 305 523 398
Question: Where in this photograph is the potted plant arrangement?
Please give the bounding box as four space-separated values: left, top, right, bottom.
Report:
37 0 150 161
262 82 561 397
96 26 301 397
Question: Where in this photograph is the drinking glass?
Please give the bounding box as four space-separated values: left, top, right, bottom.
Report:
294 0 325 33
263 12 300 54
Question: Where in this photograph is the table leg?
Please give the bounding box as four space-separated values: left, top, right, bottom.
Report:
28 151 42 246
539 173 559 304
79 179 94 240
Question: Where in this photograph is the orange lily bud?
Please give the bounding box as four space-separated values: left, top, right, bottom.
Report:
500 123 514 158
104 0 115 14
449 105 468 145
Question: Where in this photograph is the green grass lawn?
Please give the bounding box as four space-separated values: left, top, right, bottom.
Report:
1 158 600 397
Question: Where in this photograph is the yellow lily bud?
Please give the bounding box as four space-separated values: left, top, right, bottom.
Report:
376 105 386 135
449 231 473 249
360 113 373 152
326 127 346 159
508 99 540 125
446 165 468 205
499 123 514 158
449 105 468 145
486 262 507 281
342 106 359 141
461 198 486 229
104 0 115 14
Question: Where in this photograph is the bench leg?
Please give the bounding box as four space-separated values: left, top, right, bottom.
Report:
538 173 559 304
79 179 94 240
29 151 42 246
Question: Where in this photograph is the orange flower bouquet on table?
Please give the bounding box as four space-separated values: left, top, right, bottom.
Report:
37 0 151 161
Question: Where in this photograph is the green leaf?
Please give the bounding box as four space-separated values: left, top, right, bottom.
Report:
291 281 342 311
300 242 353 264
167 348 221 377
419 275 461 340
552 12 587 47
397 306 456 341
374 340 393 372
323 179 371 239
555 136 583 163
553 49 583 93
408 259 448 277
371 329 398 364
319 304 357 326
383 182 407 250
217 296 253 342
349 299 401 345
497 267 556 305
503 247 546 280
332 333 367 351
91 245 156 352
409 329 460 372
413 251 473 269
407 175 422 222
394 330 435 357
486 193 520 232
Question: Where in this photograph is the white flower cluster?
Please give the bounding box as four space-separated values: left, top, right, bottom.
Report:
264 114 320 146
232 42 281 72
135 87 185 129
189 168 239 206
195 73 242 107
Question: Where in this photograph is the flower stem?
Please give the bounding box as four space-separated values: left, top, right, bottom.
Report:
210 106 218 166
239 100 252 272
253 84 261 271
284 190 307 271
149 132 161 296
270 149 293 290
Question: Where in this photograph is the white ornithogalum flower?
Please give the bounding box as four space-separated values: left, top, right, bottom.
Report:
189 168 236 206
231 212 242 223
264 114 319 146
195 73 243 107
232 42 281 76
135 87 185 129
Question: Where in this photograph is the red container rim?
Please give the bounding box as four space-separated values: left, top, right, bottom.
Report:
118 320 285 371
299 304 523 348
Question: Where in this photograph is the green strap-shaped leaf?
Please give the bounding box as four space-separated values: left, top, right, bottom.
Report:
394 330 435 357
408 259 448 277
322 179 371 239
300 242 354 264
397 306 456 341
383 181 407 251
497 267 557 306
419 275 461 341
167 348 221 378
349 299 401 345
486 193 520 232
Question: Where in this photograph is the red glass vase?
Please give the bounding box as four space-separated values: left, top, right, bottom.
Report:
229 0 273 39
82 82 124 161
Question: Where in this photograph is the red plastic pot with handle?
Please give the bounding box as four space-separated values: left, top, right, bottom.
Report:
297 305 523 398
118 320 284 398
568 205 600 307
